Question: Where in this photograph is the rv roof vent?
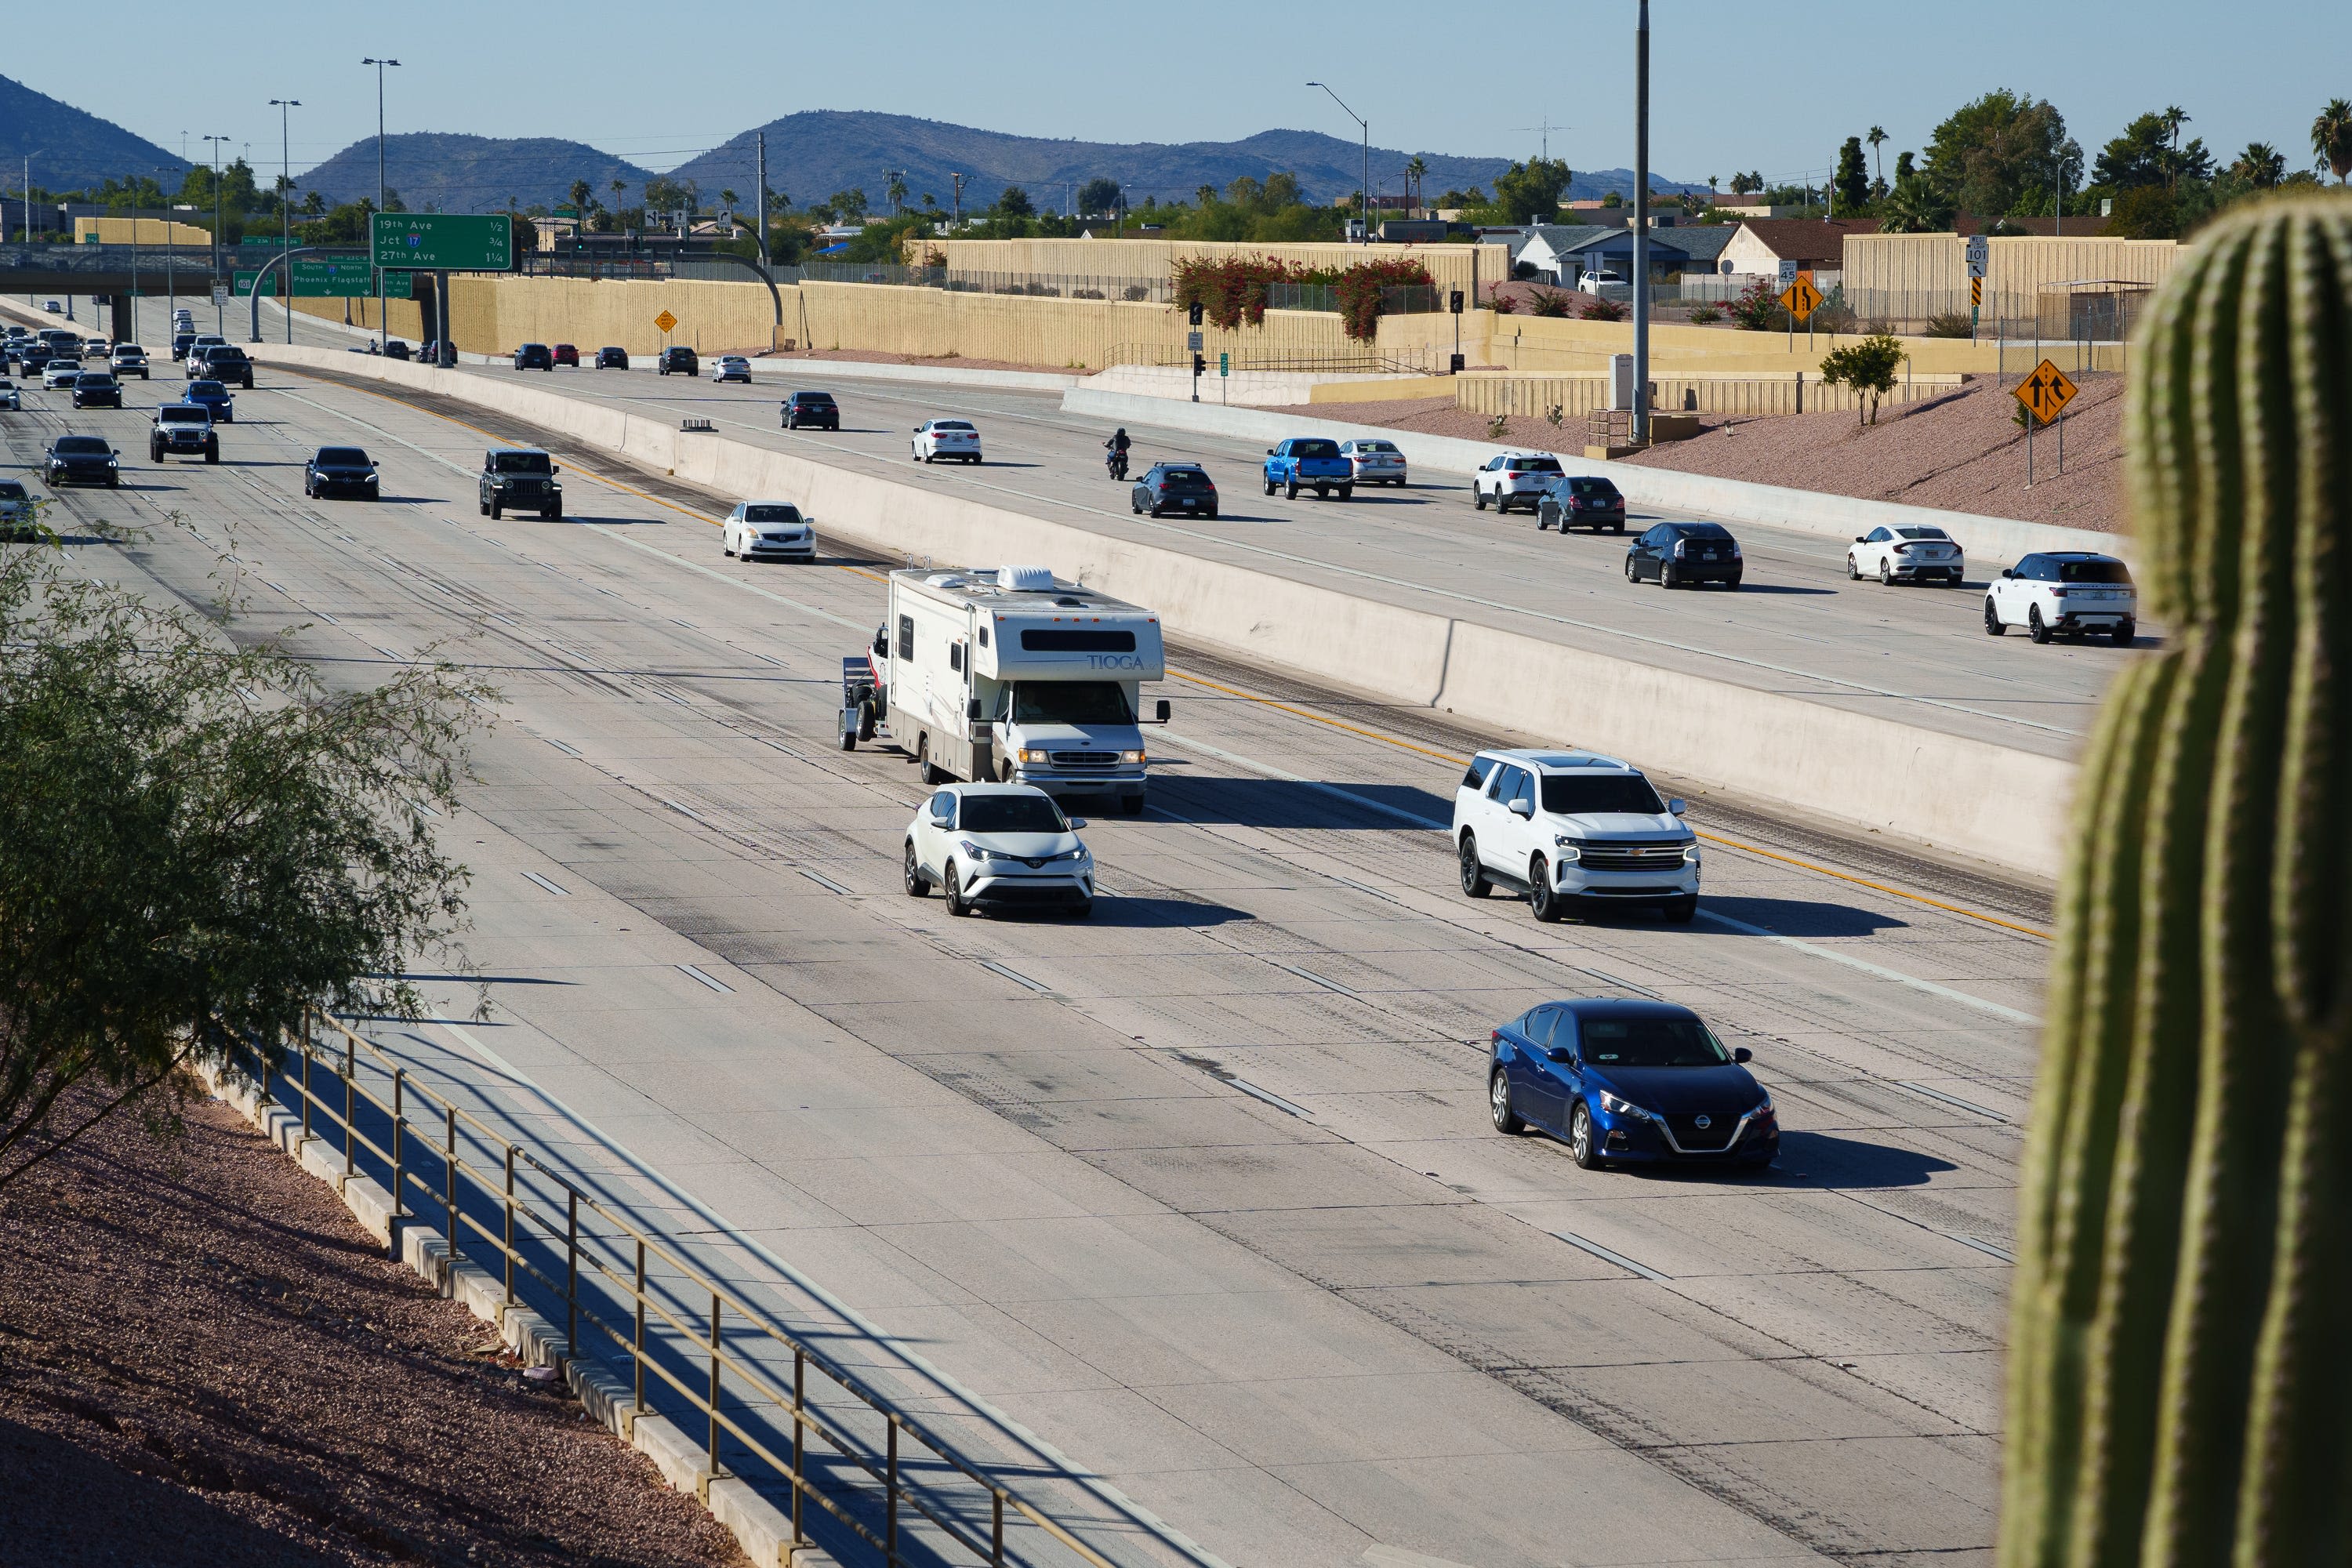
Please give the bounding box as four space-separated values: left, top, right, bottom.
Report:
1055 597 1087 608
996 564 1056 592
925 572 969 589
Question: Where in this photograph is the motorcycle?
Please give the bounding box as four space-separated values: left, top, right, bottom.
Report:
1105 441 1130 481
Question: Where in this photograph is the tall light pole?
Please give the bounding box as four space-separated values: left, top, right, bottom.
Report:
20 151 40 276
270 99 300 343
363 58 401 350
158 164 177 331
1631 0 1651 444
1307 82 1370 245
203 133 231 332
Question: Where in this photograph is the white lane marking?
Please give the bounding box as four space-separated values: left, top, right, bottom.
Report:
677 963 734 993
1552 1229 1672 1283
1696 909 2039 1026
1896 1081 2013 1123
1227 1078 1316 1120
1276 963 1360 998
430 1020 1234 1568
520 870 570 897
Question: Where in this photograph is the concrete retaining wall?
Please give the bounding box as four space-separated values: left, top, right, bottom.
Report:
249 343 2077 869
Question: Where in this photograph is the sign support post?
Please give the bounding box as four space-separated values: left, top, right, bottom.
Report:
2014 355 2078 490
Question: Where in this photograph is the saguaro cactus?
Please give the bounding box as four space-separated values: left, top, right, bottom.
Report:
2002 197 2352 1565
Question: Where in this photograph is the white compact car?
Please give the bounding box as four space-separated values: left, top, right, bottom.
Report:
184 336 227 376
721 500 815 561
1849 524 1963 586
1473 451 1565 514
0 379 19 412
1454 748 1699 924
1338 437 1408 487
911 419 982 464
110 343 150 379
903 782 1094 917
42 361 82 389
1985 550 2137 644
710 354 753 384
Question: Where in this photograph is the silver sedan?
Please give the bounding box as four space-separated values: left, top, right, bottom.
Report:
1338 437 1408 487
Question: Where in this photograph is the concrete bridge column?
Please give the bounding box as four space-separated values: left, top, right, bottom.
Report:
107 295 132 342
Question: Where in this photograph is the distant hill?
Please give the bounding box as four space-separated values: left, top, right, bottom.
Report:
670 111 1701 214
295 132 656 212
0 73 190 192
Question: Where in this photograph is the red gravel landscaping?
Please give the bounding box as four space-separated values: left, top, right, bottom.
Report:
0 1090 749 1568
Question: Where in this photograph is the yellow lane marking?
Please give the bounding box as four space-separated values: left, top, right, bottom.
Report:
289 366 2053 943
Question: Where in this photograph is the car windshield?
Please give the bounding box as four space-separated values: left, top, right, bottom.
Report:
492 452 553 474
1541 773 1668 815
317 448 369 465
159 407 206 423
1291 439 1341 459
1156 468 1212 489
1579 1014 1733 1068
721 357 747 365
117 344 142 354
81 375 114 385
1011 681 1133 724
53 437 108 454
0 482 27 499
2057 557 2132 584
190 381 225 395
958 794 1069 834
744 505 801 523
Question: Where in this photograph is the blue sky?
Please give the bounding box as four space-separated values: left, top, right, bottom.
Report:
13 0 2349 184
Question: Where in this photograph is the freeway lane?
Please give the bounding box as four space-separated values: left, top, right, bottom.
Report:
3 357 2032 1567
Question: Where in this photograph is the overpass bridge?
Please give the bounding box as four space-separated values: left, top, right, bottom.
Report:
0 243 225 336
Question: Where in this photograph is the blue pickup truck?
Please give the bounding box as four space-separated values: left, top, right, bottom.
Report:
1262 437 1356 500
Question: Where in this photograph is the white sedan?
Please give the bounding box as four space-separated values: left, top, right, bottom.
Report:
911 419 982 464
721 500 815 561
904 782 1094 917
710 354 753 384
42 361 82 389
1847 524 1964 586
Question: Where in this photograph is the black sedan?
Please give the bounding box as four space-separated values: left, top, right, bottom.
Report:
1131 463 1219 519
513 342 553 371
44 435 121 488
1537 474 1627 534
304 445 380 501
593 346 628 369
1625 521 1742 589
1490 998 1777 1170
658 347 699 376
782 390 838 430
383 339 412 361
71 372 122 408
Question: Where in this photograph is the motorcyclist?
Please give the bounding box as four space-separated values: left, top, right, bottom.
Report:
1104 427 1131 480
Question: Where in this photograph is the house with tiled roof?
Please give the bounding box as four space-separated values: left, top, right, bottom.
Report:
1719 218 1880 282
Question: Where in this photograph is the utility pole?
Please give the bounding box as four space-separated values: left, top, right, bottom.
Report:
364 58 400 350
951 172 964 233
755 130 769 266
1632 0 1650 445
270 100 300 344
203 135 229 332
159 165 176 328
1307 82 1369 245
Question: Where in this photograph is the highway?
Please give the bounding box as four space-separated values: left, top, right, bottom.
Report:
9 315 2032 1567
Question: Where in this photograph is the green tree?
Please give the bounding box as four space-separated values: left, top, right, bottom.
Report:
1076 176 1121 216
568 178 591 219
2096 111 2212 191
993 185 1034 220
1921 90 2071 216
1817 334 1904 424
1878 174 1955 233
1835 136 1870 214
2230 142 2286 189
1486 156 1573 223
1867 125 1889 196
0 543 481 1190
2314 98 2352 182
885 172 908 214
2105 185 2180 238
1894 150 1916 183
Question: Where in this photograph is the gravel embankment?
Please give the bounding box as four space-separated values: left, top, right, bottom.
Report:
0 1090 749 1568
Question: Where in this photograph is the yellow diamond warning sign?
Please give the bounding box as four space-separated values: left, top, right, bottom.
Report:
2015 358 2079 424
1779 275 1823 322
655 309 678 334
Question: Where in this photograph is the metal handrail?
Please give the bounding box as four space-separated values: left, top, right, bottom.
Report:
245 1012 1125 1568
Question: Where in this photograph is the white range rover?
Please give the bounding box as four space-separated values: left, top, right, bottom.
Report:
1984 550 2136 644
1454 749 1699 924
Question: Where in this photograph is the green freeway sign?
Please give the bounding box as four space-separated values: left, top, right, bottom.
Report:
380 269 417 297
372 212 513 271
232 270 280 296
291 257 376 297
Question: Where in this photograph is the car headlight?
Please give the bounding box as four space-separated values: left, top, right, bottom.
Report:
1597 1091 1650 1120
1119 750 1146 765
1752 1094 1775 1119
1016 747 1050 765
959 842 1011 863
1684 844 1701 864
1551 837 1582 861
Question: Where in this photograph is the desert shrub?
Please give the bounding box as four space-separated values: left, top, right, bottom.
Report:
1580 297 1627 321
1492 293 1518 315
1727 277 1785 331
1924 311 1976 339
1528 288 1572 318
1688 304 1722 325
1817 332 1906 424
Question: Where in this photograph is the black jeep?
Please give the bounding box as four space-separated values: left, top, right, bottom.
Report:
478 448 563 521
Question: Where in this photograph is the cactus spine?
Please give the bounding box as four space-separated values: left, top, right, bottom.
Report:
2002 197 2352 1566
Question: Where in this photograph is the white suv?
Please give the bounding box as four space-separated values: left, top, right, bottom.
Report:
1453 749 1699 924
1473 452 1564 514
110 343 150 379
1984 550 2136 644
1848 524 1963 586
904 782 1094 917
911 419 982 464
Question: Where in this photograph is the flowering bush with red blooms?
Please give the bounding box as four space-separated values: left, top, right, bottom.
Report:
1727 276 1785 331
1327 256 1433 340
1491 292 1518 314
1579 296 1626 321
1527 287 1572 318
1172 256 1290 330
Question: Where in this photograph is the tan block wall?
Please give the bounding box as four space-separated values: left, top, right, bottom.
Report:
919 237 1510 296
1842 232 2180 319
74 216 215 245
290 292 428 339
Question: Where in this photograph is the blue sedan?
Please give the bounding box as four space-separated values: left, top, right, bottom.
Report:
185 378 235 423
1489 998 1777 1168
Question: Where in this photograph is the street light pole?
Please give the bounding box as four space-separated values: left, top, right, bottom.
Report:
363 58 401 350
1306 82 1370 245
270 99 300 343
159 165 176 332
1632 0 1651 445
204 134 230 333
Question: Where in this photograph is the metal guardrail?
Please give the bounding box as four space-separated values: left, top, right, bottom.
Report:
238 1013 1126 1568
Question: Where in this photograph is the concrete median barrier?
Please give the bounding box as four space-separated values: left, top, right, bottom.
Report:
249 343 2076 871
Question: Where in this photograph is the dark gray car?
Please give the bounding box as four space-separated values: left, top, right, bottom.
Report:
478 448 562 520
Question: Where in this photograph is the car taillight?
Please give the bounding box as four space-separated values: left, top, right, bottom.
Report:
1893 542 1911 554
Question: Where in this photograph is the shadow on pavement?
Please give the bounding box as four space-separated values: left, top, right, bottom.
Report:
1697 895 1911 937
1773 1130 1962 1189
1155 775 1449 830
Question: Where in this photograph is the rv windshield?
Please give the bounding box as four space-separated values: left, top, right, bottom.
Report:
1011 681 1133 725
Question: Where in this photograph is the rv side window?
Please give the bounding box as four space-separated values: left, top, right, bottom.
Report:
978 624 989 648
897 615 913 661
949 642 964 673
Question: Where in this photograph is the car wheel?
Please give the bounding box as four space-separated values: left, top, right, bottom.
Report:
1206 508 1218 520
1490 1068 1526 1134
1570 1102 1602 1169
916 736 939 785
1937 574 1958 588
943 863 972 917
1624 556 1639 582
903 841 927 896
490 500 503 520
545 506 561 521
2114 620 2136 645
1338 485 1352 501
1459 835 1491 898
858 702 878 742
1263 477 1276 495
1528 857 1563 923
1066 898 1094 920
1665 895 1697 924
1660 562 1679 589
478 499 488 517
1984 599 2006 636
2029 605 2053 644
1846 554 1861 580
1474 488 1488 511
1879 561 1893 586
1724 575 1743 591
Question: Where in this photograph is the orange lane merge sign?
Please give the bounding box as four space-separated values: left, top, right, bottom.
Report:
1779 274 1823 322
654 309 678 334
2016 358 2079 423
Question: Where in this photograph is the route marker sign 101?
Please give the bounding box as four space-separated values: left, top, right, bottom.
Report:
655 309 678 334
370 212 514 272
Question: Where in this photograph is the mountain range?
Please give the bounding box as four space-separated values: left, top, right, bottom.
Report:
1 73 190 192
295 133 656 212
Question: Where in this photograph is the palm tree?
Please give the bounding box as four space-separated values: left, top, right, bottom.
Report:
610 178 627 216
2231 142 2286 190
2315 99 2352 183
1867 125 1888 195
1405 154 1428 217
1878 175 1954 234
885 171 908 214
2161 105 2191 190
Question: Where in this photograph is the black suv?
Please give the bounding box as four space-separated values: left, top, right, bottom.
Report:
71 372 123 409
512 342 553 371
1131 463 1218 518
1537 474 1627 534
478 448 562 520
305 445 380 500
382 339 412 361
782 390 839 430
657 347 698 376
593 346 629 369
151 405 220 463
199 344 254 388
45 435 121 488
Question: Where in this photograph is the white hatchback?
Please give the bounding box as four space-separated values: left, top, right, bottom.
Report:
911 419 982 464
710 355 753 383
1984 551 2137 644
721 500 815 561
904 782 1094 917
1849 524 1964 586
1453 748 1699 924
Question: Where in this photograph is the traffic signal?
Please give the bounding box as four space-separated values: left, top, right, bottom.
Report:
1450 289 1465 314
1192 353 1207 376
1187 301 1203 327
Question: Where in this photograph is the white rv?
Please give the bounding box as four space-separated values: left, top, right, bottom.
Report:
847 565 1169 815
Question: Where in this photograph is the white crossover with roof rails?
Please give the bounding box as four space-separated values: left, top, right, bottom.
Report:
841 565 1170 815
1849 524 1964 586
1473 452 1566 513
1454 749 1700 924
721 500 815 561
903 782 1095 918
